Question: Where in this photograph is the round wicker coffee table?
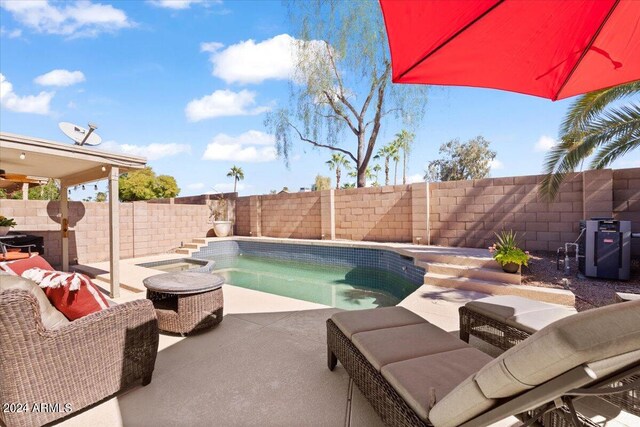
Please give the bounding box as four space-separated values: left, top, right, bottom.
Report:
143 271 224 336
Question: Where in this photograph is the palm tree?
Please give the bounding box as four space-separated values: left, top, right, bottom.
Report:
395 130 415 184
348 167 374 186
326 153 351 189
374 142 399 186
541 81 640 200
226 165 245 193
372 164 382 185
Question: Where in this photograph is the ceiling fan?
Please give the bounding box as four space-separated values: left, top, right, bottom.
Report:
0 169 47 185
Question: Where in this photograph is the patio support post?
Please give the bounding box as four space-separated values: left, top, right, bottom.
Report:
60 182 69 271
21 183 29 200
108 166 120 298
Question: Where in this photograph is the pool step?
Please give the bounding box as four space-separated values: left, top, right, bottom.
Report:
424 272 575 306
400 247 499 270
417 261 521 285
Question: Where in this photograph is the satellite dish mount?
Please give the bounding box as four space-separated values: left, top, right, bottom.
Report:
58 122 102 146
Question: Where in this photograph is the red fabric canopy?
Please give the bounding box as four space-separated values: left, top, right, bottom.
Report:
380 0 640 100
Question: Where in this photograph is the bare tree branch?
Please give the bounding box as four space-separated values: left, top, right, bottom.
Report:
287 119 357 163
365 108 403 128
322 90 359 135
362 63 391 169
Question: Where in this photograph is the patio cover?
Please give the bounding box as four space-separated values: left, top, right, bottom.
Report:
380 0 640 100
0 132 147 297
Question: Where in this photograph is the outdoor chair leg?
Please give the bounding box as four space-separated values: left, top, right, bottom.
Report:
142 373 153 386
328 348 337 371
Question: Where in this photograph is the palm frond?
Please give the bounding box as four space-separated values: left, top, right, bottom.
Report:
561 81 640 136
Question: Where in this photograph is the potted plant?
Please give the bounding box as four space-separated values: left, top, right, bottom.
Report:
489 230 530 273
0 216 17 236
208 197 233 237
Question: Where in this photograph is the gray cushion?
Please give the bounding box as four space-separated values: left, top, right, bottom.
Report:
428 376 496 427
352 323 469 371
0 274 70 329
475 300 640 399
331 306 425 339
506 306 577 334
465 295 572 323
382 347 493 422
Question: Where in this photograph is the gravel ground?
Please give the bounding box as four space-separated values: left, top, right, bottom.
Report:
521 251 640 311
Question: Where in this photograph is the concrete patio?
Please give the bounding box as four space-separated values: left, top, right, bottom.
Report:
55 277 522 427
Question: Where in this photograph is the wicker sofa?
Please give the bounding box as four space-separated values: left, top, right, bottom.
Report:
327 302 640 427
0 274 159 427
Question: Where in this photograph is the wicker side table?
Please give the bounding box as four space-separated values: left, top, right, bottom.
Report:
143 271 224 336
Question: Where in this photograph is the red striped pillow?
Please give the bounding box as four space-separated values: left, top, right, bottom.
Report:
0 255 54 276
22 268 109 320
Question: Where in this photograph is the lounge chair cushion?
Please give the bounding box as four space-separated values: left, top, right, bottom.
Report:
506 307 577 334
0 273 70 329
475 300 640 399
331 306 425 339
352 323 469 371
382 347 493 423
465 295 575 323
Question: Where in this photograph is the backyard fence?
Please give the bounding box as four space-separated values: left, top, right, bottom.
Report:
1 167 638 267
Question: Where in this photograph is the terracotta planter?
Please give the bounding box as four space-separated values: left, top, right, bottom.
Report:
501 262 520 274
211 221 233 237
0 226 10 236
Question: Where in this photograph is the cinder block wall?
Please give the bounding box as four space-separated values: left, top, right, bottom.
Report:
613 168 640 256
3 167 638 266
334 185 412 242
233 168 640 256
260 192 322 238
2 199 209 267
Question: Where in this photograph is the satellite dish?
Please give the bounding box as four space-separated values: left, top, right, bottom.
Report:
59 122 102 146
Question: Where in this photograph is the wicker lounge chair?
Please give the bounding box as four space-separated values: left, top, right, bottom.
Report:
0 274 159 427
327 302 640 427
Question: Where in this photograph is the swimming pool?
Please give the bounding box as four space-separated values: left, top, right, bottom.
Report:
193 240 424 310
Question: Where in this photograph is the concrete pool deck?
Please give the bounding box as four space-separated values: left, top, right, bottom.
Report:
60 276 525 427
61 242 634 426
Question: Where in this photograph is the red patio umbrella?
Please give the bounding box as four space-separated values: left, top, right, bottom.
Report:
380 0 640 100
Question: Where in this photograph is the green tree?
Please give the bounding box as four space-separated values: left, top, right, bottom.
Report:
395 130 415 184
9 179 60 200
540 81 640 200
341 182 356 189
265 0 427 188
95 192 107 202
325 153 351 189
119 167 180 201
374 142 399 185
426 136 496 182
312 175 331 191
226 165 245 193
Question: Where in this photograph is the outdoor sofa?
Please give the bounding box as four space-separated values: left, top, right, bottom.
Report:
327 301 640 427
0 272 159 427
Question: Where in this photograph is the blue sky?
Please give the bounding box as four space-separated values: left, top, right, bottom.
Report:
1 0 638 200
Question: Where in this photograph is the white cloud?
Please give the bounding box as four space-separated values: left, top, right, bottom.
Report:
0 73 54 115
490 159 504 170
202 33 325 84
406 173 425 184
35 69 85 87
0 27 22 38
147 0 218 10
101 141 191 160
187 182 205 190
202 130 277 163
1 1 133 38
185 89 270 121
200 41 224 53
534 135 558 152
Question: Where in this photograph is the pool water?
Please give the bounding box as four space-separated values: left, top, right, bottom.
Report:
152 262 199 273
212 255 418 310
